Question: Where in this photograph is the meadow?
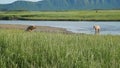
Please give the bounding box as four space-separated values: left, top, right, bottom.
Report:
0 29 120 68
0 10 120 21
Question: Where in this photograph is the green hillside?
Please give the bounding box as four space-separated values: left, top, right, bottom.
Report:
0 0 120 11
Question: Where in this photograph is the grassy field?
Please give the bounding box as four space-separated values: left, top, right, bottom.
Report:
0 29 120 68
0 10 120 21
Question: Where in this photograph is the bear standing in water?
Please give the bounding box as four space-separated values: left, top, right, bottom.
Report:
93 25 101 34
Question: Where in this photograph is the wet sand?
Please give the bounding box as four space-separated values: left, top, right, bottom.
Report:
0 24 72 33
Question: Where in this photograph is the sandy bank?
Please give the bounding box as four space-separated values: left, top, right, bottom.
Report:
0 24 72 33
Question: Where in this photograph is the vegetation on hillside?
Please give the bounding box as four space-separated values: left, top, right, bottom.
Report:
0 0 120 11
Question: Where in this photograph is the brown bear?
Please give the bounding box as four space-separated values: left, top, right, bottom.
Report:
26 25 36 32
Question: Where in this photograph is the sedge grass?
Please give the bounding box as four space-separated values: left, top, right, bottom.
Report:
0 10 120 21
0 29 120 68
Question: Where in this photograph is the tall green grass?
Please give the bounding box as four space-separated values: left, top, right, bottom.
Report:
0 29 120 68
0 10 120 21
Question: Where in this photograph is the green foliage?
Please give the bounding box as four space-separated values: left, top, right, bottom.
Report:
0 10 120 21
0 29 120 68
0 15 19 20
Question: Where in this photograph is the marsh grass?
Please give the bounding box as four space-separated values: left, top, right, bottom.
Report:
0 10 120 21
0 29 120 68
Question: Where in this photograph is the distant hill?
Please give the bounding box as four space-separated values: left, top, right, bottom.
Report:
0 1 40 11
0 0 120 11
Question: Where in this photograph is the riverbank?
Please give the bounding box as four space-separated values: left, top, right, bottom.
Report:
0 10 120 21
0 24 72 33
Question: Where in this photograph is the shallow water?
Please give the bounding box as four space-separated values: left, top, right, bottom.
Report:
0 20 120 35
